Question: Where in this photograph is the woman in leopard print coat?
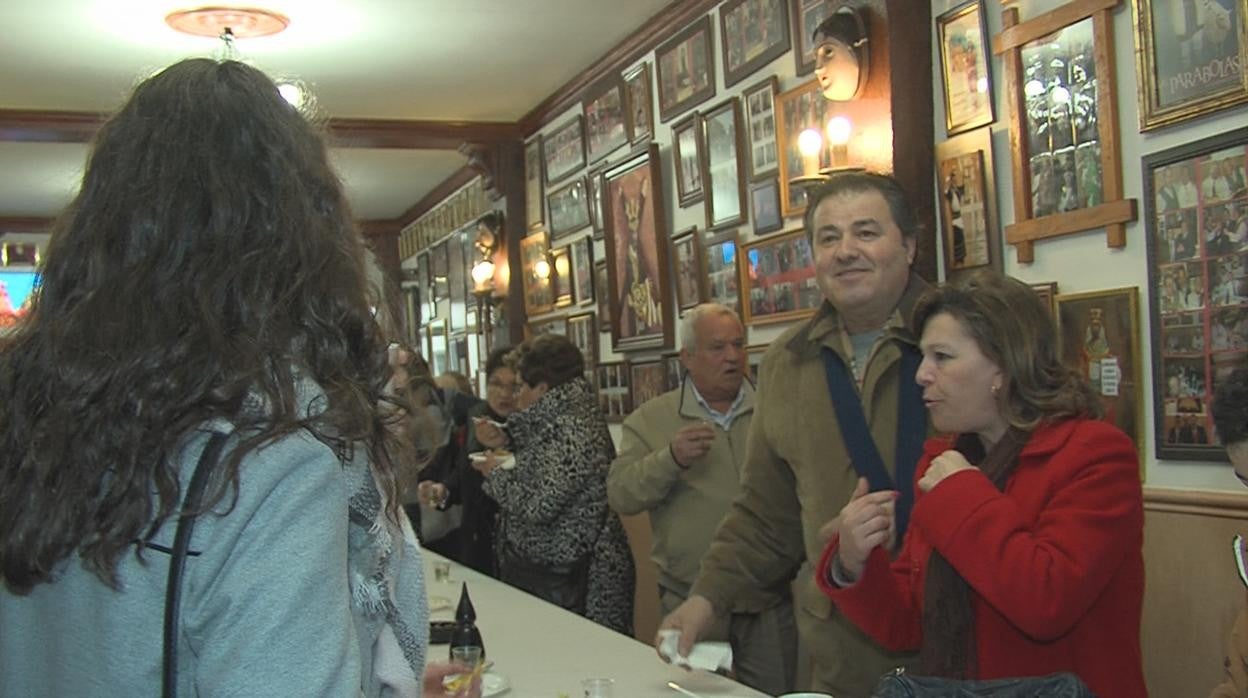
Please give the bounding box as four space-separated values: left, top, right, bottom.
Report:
476 334 635 635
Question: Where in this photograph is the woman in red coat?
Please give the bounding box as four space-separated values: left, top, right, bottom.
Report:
817 270 1146 698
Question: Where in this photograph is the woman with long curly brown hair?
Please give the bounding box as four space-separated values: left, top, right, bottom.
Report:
0 58 467 696
816 269 1146 697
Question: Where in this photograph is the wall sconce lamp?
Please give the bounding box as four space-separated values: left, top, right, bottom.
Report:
471 212 502 297
790 116 865 195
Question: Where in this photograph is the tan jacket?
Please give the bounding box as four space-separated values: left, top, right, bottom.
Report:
608 379 784 612
690 274 931 697
1213 598 1248 698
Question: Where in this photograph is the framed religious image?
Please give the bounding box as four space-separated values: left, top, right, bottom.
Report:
937 1 995 136
595 361 631 423
550 245 574 309
790 0 833 76
992 1 1135 264
719 0 791 88
935 126 1000 279
705 231 743 315
670 227 707 311
742 76 780 181
543 115 586 185
673 111 705 207
630 359 670 410
1132 0 1248 131
603 144 675 352
594 259 611 333
624 63 654 146
656 15 716 123
547 176 591 239
751 178 784 235
700 97 747 230
520 229 554 315
1056 287 1143 458
584 77 628 163
588 165 607 239
524 137 545 228
663 352 683 392
567 311 598 373
738 228 820 325
526 315 568 338
775 79 830 218
1142 126 1248 460
1030 281 1059 321
747 343 769 385
572 236 595 306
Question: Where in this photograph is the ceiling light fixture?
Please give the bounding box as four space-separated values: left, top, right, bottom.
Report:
165 6 290 39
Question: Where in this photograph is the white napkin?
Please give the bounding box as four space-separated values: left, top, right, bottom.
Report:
657 630 733 672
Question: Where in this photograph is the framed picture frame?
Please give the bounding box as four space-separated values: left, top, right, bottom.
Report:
584 77 628 163
603 143 675 352
401 283 421 347
547 176 591 239
526 315 568 338
700 97 747 231
1142 125 1248 461
520 229 554 315
630 358 671 411
738 228 820 325
991 0 1136 263
719 0 791 88
790 0 834 76
567 311 599 373
935 126 1000 279
524 136 545 228
673 111 705 208
426 319 448 377
704 231 744 315
572 236 595 306
624 62 654 146
550 245 574 309
656 15 716 123
1056 287 1143 459
594 259 611 333
543 115 586 185
750 178 784 235
417 251 434 320
595 361 632 423
1030 281 1059 320
431 240 451 322
588 165 608 239
1132 0 1248 131
937 1 995 136
446 228 468 332
742 76 780 181
663 352 684 392
774 79 830 218
670 227 707 311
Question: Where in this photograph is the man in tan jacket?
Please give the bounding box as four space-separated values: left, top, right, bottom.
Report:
655 172 931 696
608 304 797 695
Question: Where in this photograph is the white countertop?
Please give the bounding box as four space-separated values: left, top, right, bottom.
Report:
422 551 769 698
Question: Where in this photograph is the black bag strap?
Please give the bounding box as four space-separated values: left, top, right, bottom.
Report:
162 431 228 698
821 344 926 541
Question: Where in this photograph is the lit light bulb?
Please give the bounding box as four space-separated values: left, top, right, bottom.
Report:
798 128 823 177
471 260 495 289
534 259 551 279
825 117 852 168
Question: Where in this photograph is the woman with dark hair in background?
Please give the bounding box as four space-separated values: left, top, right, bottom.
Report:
818 269 1146 697
473 334 635 634
0 58 470 697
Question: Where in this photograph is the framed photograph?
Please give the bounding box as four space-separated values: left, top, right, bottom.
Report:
520 229 554 315
663 352 684 392
594 259 611 333
1056 287 1143 458
656 15 716 123
525 137 544 227
401 283 421 347
673 111 705 208
526 315 568 338
705 231 744 315
446 228 468 332
1030 281 1059 320
742 76 780 181
431 240 451 322
595 361 632 423
738 228 820 325
630 359 670 410
1142 126 1248 460
935 126 1000 279
1132 0 1248 131
543 115 586 185
775 79 830 218
417 251 434 320
751 178 784 235
603 144 675 352
584 78 628 163
547 176 592 239
624 63 654 145
588 165 607 239
572 236 595 306
790 0 834 76
993 1 1135 263
670 227 707 311
700 97 747 230
937 1 995 136
567 311 599 372
719 0 791 88
550 245 574 309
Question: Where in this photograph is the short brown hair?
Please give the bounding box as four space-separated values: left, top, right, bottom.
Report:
802 171 920 244
509 333 584 389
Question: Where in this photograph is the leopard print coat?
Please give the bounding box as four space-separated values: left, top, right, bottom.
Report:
482 377 635 635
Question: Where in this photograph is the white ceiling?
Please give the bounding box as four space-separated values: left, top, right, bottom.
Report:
0 0 674 225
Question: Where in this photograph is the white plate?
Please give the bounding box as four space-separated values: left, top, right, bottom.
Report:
442 672 509 696
468 451 516 470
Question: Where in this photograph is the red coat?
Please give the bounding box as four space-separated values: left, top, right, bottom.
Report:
817 418 1147 698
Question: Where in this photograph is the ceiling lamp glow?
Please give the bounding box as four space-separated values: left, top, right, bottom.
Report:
166 7 290 39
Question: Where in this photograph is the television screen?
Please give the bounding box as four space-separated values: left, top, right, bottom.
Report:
0 270 39 328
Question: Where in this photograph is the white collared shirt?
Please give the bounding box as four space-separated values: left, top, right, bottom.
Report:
689 380 747 431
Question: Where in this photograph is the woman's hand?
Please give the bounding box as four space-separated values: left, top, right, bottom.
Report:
918 450 975 493
472 417 507 450
835 477 898 581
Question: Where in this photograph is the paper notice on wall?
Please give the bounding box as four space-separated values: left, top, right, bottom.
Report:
1100 358 1120 396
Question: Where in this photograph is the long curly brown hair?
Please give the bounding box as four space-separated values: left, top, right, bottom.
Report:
0 58 405 594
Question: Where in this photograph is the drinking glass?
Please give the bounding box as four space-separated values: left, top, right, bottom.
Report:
433 560 452 583
450 644 483 669
582 677 614 697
